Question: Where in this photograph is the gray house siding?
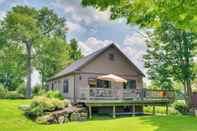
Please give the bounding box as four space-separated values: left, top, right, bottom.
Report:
48 44 144 103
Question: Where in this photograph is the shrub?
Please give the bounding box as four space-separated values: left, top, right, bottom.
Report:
46 91 64 100
51 98 66 110
25 96 67 118
16 84 26 97
33 84 46 96
6 91 24 99
0 84 7 98
173 100 189 115
144 106 179 115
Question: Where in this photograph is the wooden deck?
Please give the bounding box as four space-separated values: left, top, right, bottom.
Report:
77 88 175 119
85 99 171 119
84 99 171 106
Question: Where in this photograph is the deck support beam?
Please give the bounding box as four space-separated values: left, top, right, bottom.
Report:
113 105 116 118
166 104 169 115
132 104 135 116
88 106 92 119
153 105 156 115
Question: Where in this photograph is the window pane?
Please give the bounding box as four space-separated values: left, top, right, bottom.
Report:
88 78 96 88
96 80 111 88
124 80 136 89
63 79 69 93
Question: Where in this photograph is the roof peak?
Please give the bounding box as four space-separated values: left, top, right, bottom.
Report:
49 43 144 80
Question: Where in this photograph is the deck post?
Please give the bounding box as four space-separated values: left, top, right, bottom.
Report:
166 104 169 115
113 105 116 118
88 105 92 119
132 104 135 116
153 105 156 115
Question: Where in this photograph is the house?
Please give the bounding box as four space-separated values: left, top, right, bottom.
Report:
48 43 174 118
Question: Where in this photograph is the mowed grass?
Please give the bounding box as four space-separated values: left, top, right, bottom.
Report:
0 100 197 131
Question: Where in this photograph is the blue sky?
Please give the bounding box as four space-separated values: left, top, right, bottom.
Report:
0 0 147 85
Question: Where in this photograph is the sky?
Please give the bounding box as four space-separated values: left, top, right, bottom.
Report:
0 0 147 86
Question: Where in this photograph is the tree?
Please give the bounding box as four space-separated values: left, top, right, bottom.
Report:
2 6 39 98
0 6 69 98
69 38 82 61
37 7 66 39
144 23 197 109
81 0 197 112
82 0 197 31
35 37 71 87
34 7 69 87
0 43 26 90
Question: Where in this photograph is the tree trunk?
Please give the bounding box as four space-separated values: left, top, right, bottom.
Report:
26 43 32 98
186 79 194 115
183 79 194 115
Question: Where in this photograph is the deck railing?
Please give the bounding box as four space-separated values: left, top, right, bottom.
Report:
79 87 175 101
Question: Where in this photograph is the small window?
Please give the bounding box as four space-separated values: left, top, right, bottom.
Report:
108 53 114 61
63 79 69 93
123 80 136 89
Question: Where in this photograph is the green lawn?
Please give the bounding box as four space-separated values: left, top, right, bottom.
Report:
0 100 197 131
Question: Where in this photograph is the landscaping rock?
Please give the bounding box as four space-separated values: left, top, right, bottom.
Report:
57 115 65 124
35 114 55 124
18 105 30 112
70 112 81 121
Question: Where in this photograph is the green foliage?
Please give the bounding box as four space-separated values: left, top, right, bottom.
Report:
32 84 46 96
144 106 179 115
34 37 71 86
6 91 24 99
0 6 73 97
0 84 7 98
16 83 26 97
82 0 197 31
173 100 189 115
3 100 197 131
0 43 26 91
69 38 82 61
46 91 64 100
26 96 67 118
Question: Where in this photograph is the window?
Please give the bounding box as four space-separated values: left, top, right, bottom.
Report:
58 80 61 88
123 80 136 89
108 53 114 61
97 80 111 88
88 78 111 88
88 78 97 88
51 81 54 90
63 79 69 93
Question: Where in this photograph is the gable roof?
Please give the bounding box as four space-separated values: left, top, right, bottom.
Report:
49 43 145 80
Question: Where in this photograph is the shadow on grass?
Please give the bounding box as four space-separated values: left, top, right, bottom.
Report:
139 115 197 131
89 113 151 121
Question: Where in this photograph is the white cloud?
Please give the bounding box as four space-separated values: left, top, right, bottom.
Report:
78 37 113 55
66 21 84 32
54 0 111 32
0 11 6 20
121 33 147 73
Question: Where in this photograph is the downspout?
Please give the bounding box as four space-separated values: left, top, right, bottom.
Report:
73 73 76 104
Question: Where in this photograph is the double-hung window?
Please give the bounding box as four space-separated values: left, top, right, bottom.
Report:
63 79 69 93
